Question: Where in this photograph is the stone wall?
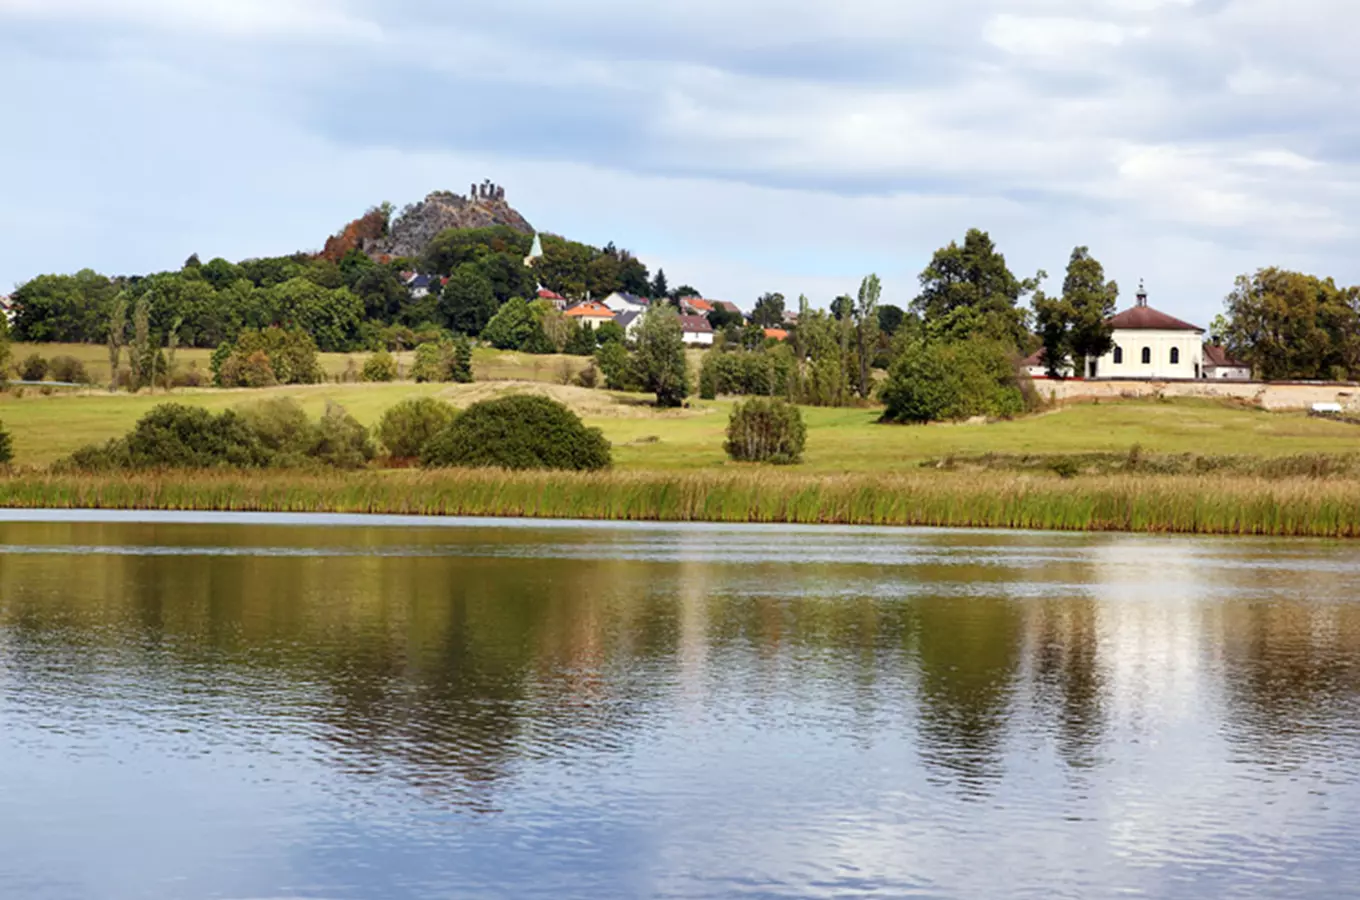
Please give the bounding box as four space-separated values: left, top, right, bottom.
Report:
1033 378 1360 412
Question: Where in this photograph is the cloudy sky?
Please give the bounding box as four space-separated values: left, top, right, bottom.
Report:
2 0 1356 322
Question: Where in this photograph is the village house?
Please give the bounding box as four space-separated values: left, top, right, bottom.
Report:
564 300 617 330
1202 344 1252 380
680 297 714 316
614 310 643 340
0 295 13 324
679 314 715 346
602 292 649 314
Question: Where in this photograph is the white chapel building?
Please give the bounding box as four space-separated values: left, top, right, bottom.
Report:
1086 283 1205 380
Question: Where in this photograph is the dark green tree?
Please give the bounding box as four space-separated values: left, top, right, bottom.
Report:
752 292 786 328
634 307 689 407
650 269 669 301
439 264 499 336
912 229 1041 349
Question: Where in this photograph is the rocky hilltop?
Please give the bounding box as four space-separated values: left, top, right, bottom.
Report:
322 180 535 263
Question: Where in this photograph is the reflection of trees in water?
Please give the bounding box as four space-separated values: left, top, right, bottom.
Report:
1218 599 1360 768
911 596 1024 794
1028 598 1107 770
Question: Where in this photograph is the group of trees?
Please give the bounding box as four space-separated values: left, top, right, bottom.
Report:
1215 269 1360 382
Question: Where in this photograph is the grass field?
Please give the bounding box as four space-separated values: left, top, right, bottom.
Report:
10 342 594 385
1 369 1359 472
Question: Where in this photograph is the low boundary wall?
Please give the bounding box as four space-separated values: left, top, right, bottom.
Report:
1033 378 1360 411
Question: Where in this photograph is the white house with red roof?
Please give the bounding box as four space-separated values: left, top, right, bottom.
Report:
564 300 617 330
1089 283 1205 379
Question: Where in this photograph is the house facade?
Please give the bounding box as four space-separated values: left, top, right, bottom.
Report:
678 314 714 346
1202 344 1251 380
1086 286 1205 380
564 301 616 330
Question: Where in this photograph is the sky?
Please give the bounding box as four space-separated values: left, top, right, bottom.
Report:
2 0 1358 323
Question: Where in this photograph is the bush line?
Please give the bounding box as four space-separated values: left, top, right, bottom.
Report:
1 470 1360 536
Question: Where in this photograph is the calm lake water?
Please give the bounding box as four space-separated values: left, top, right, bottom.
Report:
3 512 1360 899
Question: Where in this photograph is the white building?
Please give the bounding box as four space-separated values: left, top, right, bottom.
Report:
1086 285 1205 380
1202 344 1251 380
602 292 649 314
679 314 715 346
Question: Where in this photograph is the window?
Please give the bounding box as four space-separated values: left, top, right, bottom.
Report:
1170 347 1180 365
1141 347 1151 365
1113 346 1123 364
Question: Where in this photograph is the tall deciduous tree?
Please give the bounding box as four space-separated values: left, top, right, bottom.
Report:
854 274 882 398
912 229 1042 350
752 293 786 328
634 306 689 407
107 293 128 392
439 265 499 336
1033 247 1117 378
1221 268 1360 381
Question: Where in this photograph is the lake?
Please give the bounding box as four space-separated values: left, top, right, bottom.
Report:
2 512 1359 899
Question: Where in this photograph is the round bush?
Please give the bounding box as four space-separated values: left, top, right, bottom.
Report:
19 354 48 382
48 355 91 384
724 397 806 464
377 397 457 461
421 395 611 471
362 350 398 382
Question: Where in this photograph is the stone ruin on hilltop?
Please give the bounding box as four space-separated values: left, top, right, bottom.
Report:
374 180 535 259
321 180 535 263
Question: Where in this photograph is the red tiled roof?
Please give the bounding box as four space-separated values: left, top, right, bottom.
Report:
1203 344 1248 368
678 314 713 333
537 288 565 300
564 301 615 318
685 297 714 313
763 328 788 341
717 301 742 315
1107 305 1203 332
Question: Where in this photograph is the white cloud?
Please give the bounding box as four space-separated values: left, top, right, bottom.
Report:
0 0 380 40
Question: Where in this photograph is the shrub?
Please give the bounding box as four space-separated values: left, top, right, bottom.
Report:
450 335 474 383
121 404 270 469
215 327 322 387
377 397 457 461
880 339 1024 424
575 362 600 389
362 350 398 382
237 397 316 464
309 401 375 469
421 394 611 471
0 420 12 464
19 354 48 382
172 362 207 388
724 398 806 464
595 320 626 346
48 355 91 384
565 323 598 356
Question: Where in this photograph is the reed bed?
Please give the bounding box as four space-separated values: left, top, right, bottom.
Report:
1 469 1360 537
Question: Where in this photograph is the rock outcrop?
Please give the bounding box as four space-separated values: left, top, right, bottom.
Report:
375 182 534 260
320 182 535 264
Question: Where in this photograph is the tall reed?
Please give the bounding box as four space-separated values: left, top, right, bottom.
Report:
3 469 1360 537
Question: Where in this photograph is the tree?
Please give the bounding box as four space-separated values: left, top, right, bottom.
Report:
725 398 807 464
107 293 128 392
830 295 854 321
671 285 702 300
270 278 364 352
650 269 669 302
912 229 1041 349
634 307 689 406
707 304 743 332
163 316 182 392
482 297 546 351
130 295 151 392
1220 268 1360 380
1063 248 1117 376
439 264 499 336
877 304 906 337
854 274 882 398
377 397 458 460
880 339 1025 423
752 293 786 328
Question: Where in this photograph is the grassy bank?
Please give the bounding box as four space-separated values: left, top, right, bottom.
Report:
4 469 1360 537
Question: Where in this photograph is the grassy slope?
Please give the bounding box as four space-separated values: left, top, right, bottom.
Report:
12 342 592 384
1 371 1359 471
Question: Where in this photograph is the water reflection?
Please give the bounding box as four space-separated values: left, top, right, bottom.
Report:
2 519 1360 898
